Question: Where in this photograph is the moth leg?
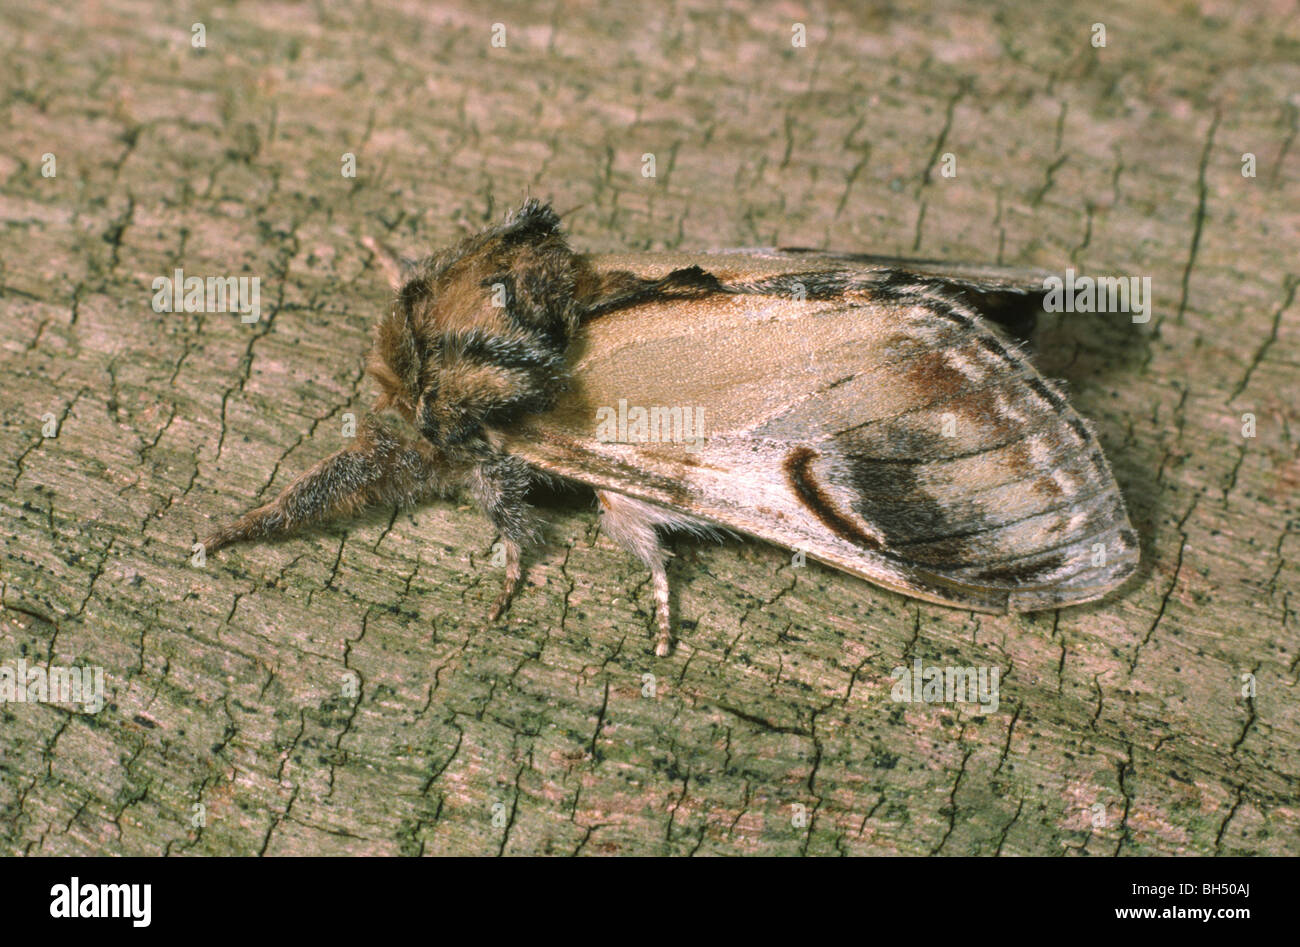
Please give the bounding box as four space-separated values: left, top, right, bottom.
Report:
487 538 522 622
469 451 541 623
596 491 681 657
649 564 672 658
203 414 446 553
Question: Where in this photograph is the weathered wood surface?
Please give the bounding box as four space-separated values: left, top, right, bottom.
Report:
1 1 1296 855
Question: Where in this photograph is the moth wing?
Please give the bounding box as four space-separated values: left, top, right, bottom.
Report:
503 255 1138 613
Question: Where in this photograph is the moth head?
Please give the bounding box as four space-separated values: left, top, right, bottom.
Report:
366 199 586 445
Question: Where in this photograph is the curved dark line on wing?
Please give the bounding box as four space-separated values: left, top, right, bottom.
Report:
783 448 882 550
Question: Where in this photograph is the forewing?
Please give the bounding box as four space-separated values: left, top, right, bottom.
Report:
503 253 1138 613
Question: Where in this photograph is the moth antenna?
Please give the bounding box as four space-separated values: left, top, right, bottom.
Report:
360 233 416 290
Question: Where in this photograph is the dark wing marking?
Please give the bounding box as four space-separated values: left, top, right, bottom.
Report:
783 447 883 550
707 247 1052 293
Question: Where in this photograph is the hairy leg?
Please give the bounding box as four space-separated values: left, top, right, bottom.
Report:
203 414 451 552
596 490 719 656
486 538 523 622
468 450 542 621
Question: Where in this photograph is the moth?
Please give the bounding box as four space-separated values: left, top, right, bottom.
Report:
204 200 1138 655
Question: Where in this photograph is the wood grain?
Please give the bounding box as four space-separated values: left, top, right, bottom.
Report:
0 0 1295 855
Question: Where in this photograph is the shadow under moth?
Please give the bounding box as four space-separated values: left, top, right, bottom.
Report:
204 199 1138 655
